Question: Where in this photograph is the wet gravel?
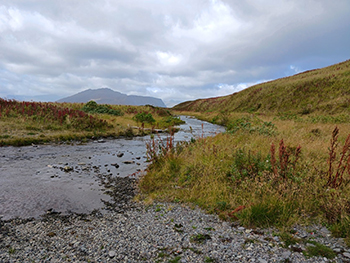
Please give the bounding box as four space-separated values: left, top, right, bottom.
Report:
1 201 350 262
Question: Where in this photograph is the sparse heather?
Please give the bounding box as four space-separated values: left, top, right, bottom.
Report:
0 99 180 146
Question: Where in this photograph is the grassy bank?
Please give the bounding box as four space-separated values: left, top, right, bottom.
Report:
0 99 183 146
139 113 350 245
173 59 350 115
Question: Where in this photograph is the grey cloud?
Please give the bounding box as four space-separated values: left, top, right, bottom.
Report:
0 0 349 106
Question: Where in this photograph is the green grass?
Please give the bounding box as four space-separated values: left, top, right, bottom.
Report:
204 257 216 262
173 59 350 116
190 233 211 244
278 233 301 248
303 241 337 259
8 247 16 255
168 256 181 263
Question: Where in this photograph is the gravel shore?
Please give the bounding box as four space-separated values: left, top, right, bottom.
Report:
1 200 350 263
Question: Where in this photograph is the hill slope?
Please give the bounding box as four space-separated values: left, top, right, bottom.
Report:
173 59 350 115
57 88 166 107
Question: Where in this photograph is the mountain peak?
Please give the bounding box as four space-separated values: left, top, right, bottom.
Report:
57 88 166 107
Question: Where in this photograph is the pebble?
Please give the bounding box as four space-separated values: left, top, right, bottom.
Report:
108 250 116 258
1 202 348 262
282 251 291 258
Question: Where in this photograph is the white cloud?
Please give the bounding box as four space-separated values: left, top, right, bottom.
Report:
290 65 302 74
0 6 23 32
156 51 183 66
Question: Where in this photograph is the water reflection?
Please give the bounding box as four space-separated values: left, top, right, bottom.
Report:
0 116 225 220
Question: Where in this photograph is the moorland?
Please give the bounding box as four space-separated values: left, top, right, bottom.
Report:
0 99 183 146
1 59 350 251
139 59 350 247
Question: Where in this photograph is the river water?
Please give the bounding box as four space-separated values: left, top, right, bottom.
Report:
0 116 225 220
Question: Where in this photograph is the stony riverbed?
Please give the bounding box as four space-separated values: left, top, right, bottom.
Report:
1 201 350 262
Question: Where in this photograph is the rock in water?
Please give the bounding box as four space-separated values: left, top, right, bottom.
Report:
63 166 73 172
111 163 120 168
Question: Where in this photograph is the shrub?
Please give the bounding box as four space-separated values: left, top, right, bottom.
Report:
81 101 124 116
133 112 155 125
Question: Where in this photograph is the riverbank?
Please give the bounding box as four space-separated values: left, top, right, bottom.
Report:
0 100 184 147
3 115 350 262
0 116 224 221
1 201 350 262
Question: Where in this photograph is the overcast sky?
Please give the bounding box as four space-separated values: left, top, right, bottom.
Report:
0 0 349 106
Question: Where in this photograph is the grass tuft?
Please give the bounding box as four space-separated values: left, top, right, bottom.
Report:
303 241 337 259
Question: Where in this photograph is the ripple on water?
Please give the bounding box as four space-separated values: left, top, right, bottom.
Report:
0 116 225 220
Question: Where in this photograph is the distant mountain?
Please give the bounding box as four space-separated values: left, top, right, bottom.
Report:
57 88 166 107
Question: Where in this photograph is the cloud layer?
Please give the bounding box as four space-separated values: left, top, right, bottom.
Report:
1 0 349 106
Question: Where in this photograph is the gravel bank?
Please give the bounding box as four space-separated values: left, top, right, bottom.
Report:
1 201 350 263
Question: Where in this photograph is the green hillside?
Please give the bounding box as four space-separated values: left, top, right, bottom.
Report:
173 59 350 115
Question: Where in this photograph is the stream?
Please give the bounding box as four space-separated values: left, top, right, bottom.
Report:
0 116 225 220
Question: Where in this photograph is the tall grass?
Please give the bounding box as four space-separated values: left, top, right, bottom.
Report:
139 115 350 244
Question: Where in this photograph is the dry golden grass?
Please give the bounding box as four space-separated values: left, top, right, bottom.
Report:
139 112 350 243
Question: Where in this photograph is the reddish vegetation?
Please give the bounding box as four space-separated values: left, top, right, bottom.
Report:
270 139 302 179
326 127 350 189
0 98 109 130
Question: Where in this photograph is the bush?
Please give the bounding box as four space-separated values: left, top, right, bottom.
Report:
82 101 124 116
159 116 185 126
133 112 155 124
